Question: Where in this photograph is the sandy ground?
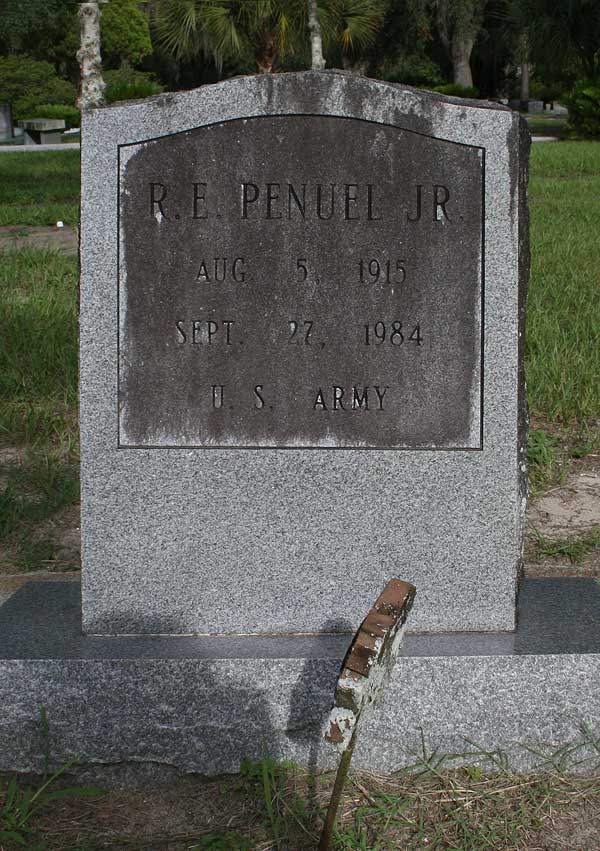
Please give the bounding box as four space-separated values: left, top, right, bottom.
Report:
0 224 78 254
1 766 599 851
525 454 600 576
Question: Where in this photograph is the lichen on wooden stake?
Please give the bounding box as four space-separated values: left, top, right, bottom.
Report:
326 578 416 750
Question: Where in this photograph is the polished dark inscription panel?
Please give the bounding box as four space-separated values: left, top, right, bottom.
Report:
118 116 483 448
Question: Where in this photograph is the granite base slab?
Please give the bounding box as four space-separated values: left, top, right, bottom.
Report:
0 578 599 781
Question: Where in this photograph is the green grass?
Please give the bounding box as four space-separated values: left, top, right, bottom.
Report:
527 142 600 428
0 249 79 569
229 744 600 850
0 709 102 848
0 247 78 451
529 524 600 564
0 450 79 570
0 150 79 227
0 248 78 406
527 428 570 496
191 835 254 850
0 453 79 537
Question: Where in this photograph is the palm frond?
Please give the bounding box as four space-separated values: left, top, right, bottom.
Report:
276 10 291 55
154 0 203 60
333 0 385 53
201 0 246 66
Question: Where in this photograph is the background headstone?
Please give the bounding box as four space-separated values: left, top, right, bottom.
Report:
80 72 529 636
17 118 65 145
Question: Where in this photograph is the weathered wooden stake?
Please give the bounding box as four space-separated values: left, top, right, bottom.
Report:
318 729 356 850
319 579 416 850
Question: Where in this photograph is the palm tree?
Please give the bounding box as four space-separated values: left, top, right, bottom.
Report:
155 0 305 73
154 0 384 74
321 0 385 72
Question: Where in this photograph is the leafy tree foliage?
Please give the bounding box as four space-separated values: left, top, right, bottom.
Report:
0 0 593 105
373 0 442 85
377 53 444 87
567 79 600 137
154 0 304 72
101 0 154 67
104 67 164 102
377 0 431 55
0 0 78 69
501 0 600 80
31 104 81 128
0 56 76 119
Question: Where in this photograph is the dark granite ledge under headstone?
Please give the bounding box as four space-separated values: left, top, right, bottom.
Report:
0 578 598 660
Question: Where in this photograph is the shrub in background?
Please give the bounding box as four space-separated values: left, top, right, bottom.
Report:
0 56 75 120
379 54 444 89
529 79 563 105
433 83 479 99
104 68 163 103
566 80 600 138
101 0 153 68
23 104 80 128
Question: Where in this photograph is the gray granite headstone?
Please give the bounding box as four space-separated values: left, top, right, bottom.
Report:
0 104 13 140
80 72 529 636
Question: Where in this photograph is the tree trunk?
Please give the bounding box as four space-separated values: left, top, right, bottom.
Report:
451 37 474 88
520 61 530 111
77 1 107 109
308 0 326 70
255 31 278 74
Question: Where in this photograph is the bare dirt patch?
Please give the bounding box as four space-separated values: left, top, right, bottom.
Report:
0 447 25 489
0 502 80 574
2 764 600 851
525 454 600 577
0 225 78 255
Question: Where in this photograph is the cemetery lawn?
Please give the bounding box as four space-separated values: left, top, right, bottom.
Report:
0 150 80 227
0 249 79 571
526 142 600 502
528 142 600 428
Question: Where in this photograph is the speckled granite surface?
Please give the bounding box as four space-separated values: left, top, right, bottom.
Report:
0 578 598 778
80 72 528 635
